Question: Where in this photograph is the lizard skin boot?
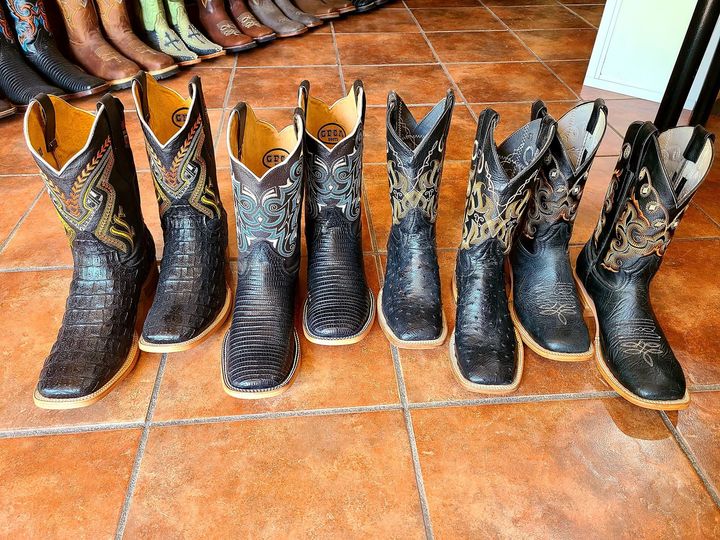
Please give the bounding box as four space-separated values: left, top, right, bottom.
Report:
510 99 607 361
0 91 16 119
293 0 338 19
227 0 275 43
223 103 305 398
274 0 322 27
4 0 109 98
24 93 157 409
451 107 555 394
299 80 374 346
135 0 200 66
379 89 454 349
95 0 178 79
576 122 715 410
164 0 224 59
247 0 306 38
132 72 231 352
197 0 255 53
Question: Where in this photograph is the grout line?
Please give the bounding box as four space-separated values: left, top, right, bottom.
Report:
0 421 144 440
556 2 600 30
689 383 720 393
692 202 720 231
0 187 43 255
330 22 348 96
409 391 618 410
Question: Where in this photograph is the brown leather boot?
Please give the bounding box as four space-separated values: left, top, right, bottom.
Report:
0 94 16 120
322 0 356 14
294 0 339 19
228 0 276 42
197 0 256 52
56 0 140 88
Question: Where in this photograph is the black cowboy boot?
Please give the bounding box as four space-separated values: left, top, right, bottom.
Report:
353 0 376 13
510 100 607 361
298 80 374 346
576 122 715 410
378 89 454 349
451 108 555 394
132 73 230 353
4 0 109 98
23 93 156 409
223 103 304 398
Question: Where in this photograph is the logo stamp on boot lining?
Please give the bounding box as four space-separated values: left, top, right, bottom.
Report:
263 148 289 168
318 123 346 146
172 107 189 128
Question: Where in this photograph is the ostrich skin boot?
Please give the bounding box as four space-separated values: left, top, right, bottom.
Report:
379 89 454 349
293 0 338 19
247 0 306 38
4 0 108 98
197 0 255 52
0 92 16 118
223 104 305 398
164 0 224 59
227 0 275 43
132 73 231 352
451 108 555 394
299 80 374 345
274 0 322 27
576 122 715 410
136 0 199 66
510 99 607 361
24 93 157 409
95 0 178 79
56 0 139 89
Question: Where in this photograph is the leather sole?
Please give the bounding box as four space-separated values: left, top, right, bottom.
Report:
33 263 159 410
108 76 136 91
223 42 257 53
61 82 111 100
277 27 309 38
178 58 203 67
574 269 690 410
198 50 227 60
315 12 341 19
149 65 180 80
376 289 447 349
302 290 376 346
0 107 17 120
251 33 277 43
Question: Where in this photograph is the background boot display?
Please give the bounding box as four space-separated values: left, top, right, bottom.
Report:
576 122 715 411
223 103 305 398
322 0 355 14
378 90 454 349
165 0 224 59
227 0 275 43
510 99 608 361
56 0 140 88
293 0 338 19
451 108 555 394
196 0 255 53
247 0 306 38
0 92 16 118
273 0 322 27
132 73 231 352
96 0 178 79
4 0 109 98
352 0 376 13
136 0 200 66
23 93 157 409
299 80 375 346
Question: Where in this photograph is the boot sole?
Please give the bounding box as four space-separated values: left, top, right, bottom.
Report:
108 76 136 91
149 65 180 80
376 289 447 349
302 290 376 346
0 107 17 119
223 42 257 53
252 34 277 43
33 264 159 410
574 269 690 410
178 58 203 67
61 82 112 100
198 51 227 60
277 27 309 38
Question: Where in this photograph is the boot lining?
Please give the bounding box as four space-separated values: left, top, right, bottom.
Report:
304 90 359 149
557 102 607 169
134 77 193 146
658 127 714 202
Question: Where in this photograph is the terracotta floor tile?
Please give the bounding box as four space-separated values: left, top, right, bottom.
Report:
336 33 435 65
579 84 635 101
405 0 477 7
490 5 591 30
239 33 337 66
413 400 720 538
0 430 141 538
0 115 36 175
334 7 419 32
412 7 504 31
561 0 606 4
230 67 342 108
429 31 535 63
125 412 425 538
605 98 692 136
566 4 605 26
546 59 588 94
343 65 452 106
194 51 237 68
0 177 42 246
694 180 720 225
471 101 578 140
160 67 232 109
516 29 597 60
484 0 556 5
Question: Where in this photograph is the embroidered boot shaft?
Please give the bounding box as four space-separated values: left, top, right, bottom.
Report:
227 0 275 42
196 0 255 52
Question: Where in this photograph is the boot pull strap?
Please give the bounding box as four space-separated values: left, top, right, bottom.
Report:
531 100 548 121
34 94 57 153
230 103 247 161
627 121 658 174
132 72 151 123
98 94 129 153
297 80 310 114
672 125 714 199
586 99 606 135
536 114 556 152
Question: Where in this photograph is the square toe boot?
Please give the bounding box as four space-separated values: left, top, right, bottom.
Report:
132 72 231 353
136 0 200 66
197 0 255 53
379 89 454 349
24 93 157 409
451 108 555 394
227 0 276 43
223 104 305 398
274 0 322 27
0 91 16 118
576 123 715 410
293 0 339 19
246 0 307 38
299 80 375 345
510 99 608 361
164 0 224 59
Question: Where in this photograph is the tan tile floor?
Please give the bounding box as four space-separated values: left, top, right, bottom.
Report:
1 0 719 537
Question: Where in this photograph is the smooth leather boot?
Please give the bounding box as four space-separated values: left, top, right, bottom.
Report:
135 0 200 66
379 89 454 349
293 0 338 19
227 0 275 43
95 0 178 79
247 0 307 38
299 80 374 345
197 0 255 53
223 103 305 398
164 0 224 59
510 100 607 361
24 93 157 409
4 0 109 98
576 122 715 410
132 72 231 352
323 0 355 14
274 0 322 27
353 0 376 13
451 108 555 394
0 92 16 119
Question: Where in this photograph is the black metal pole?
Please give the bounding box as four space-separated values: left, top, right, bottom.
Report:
654 0 720 130
689 39 720 125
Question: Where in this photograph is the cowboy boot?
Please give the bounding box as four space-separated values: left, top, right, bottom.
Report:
197 0 255 53
4 0 108 98
227 0 275 43
0 91 16 118
293 0 338 19
95 0 178 79
164 0 224 59
378 89 454 349
510 100 607 361
451 108 555 394
273 0 322 27
323 0 355 14
135 0 199 66
298 80 374 345
247 0 306 38
576 123 715 410
223 103 305 398
352 0 376 13
23 93 157 409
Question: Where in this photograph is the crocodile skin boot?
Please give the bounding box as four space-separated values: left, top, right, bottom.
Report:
132 73 231 352
299 80 374 345
24 93 157 409
247 0 306 38
136 0 199 66
510 100 607 361
451 108 555 394
576 123 715 410
274 0 322 27
197 0 255 53
164 0 224 59
293 0 338 19
227 0 275 43
223 103 304 398
95 0 178 79
4 0 109 98
0 92 16 118
378 90 454 349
